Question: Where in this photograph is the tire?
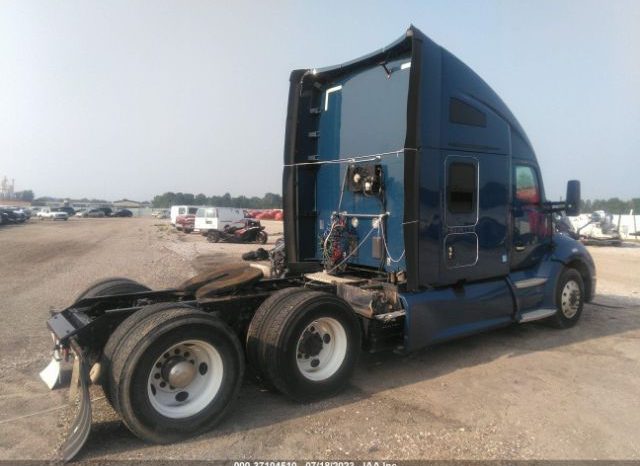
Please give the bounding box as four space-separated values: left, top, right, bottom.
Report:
75 277 150 303
245 287 307 380
102 302 191 406
184 228 192 234
74 278 151 402
208 231 220 243
257 231 268 244
546 268 585 329
259 290 361 401
109 306 244 443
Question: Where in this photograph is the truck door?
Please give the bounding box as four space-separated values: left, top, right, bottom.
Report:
441 153 510 284
511 163 552 270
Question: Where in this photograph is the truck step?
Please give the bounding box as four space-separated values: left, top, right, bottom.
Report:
518 308 556 323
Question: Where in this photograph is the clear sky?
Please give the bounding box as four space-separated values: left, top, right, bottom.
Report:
1 0 638 201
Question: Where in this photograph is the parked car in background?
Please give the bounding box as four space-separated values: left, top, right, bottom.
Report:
112 209 133 217
170 205 200 226
56 206 76 217
81 208 106 218
1 208 25 223
11 208 27 222
12 207 32 219
194 206 245 235
36 208 68 220
175 214 195 233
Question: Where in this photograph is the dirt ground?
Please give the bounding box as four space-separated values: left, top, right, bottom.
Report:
0 217 639 461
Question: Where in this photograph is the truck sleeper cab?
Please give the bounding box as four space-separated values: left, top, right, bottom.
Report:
41 26 595 461
283 25 595 351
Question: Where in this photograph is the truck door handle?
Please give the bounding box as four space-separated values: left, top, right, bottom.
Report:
515 243 526 252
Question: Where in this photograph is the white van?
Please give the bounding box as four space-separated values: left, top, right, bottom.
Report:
194 207 245 234
170 205 200 226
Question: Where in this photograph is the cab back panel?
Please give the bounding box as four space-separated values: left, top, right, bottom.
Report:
315 56 410 269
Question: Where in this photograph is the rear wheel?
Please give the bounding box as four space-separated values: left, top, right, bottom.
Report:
102 302 191 405
74 278 151 402
547 268 585 328
75 277 150 303
258 290 361 401
246 287 307 381
208 231 220 243
109 307 244 443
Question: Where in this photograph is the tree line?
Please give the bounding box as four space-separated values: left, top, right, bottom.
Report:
8 190 35 202
580 198 640 215
151 192 282 209
31 195 109 206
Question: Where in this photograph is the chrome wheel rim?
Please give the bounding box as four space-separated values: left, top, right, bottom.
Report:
147 339 223 418
295 317 347 381
561 280 581 318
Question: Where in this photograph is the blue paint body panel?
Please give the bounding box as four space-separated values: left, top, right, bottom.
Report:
282 26 596 353
314 56 410 270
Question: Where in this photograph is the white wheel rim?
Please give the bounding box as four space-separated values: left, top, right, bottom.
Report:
147 339 223 419
561 280 581 318
295 317 347 381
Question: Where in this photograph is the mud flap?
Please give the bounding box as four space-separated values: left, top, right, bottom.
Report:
39 356 63 390
60 340 92 462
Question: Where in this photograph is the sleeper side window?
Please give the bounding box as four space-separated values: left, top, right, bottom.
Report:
448 162 476 214
446 159 478 227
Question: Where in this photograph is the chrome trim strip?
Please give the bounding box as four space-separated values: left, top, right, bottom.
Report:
514 277 548 289
518 308 556 323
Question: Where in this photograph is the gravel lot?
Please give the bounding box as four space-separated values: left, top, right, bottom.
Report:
1 217 639 461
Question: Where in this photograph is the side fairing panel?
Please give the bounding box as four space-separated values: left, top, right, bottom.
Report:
402 278 514 351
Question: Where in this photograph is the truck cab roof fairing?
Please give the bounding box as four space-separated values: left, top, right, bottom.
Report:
283 26 538 290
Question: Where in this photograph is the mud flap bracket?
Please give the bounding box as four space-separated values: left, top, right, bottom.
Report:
60 339 92 462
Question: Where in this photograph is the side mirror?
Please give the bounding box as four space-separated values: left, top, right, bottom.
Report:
565 180 580 216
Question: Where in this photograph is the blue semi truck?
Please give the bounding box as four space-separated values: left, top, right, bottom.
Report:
41 26 595 460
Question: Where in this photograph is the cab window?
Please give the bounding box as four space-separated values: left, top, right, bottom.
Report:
515 165 540 204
